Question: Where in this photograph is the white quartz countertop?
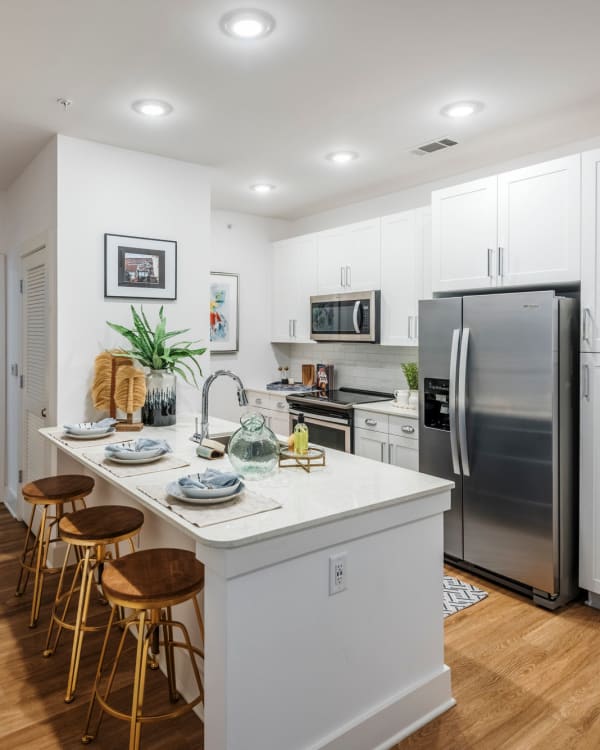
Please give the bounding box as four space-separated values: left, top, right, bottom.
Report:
41 417 450 549
356 400 419 418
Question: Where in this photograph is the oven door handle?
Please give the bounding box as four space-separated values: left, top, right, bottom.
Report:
289 409 349 426
352 301 362 334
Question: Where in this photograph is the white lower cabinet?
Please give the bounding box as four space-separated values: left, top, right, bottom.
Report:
245 390 290 438
579 353 600 595
353 410 418 470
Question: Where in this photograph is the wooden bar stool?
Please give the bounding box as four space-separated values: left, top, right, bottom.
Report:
82 548 205 750
15 474 95 628
44 505 145 703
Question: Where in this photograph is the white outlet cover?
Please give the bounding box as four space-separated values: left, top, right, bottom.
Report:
329 552 348 595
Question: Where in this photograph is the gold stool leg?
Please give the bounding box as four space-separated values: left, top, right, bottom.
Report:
29 504 50 628
15 504 37 596
65 546 95 703
43 542 78 656
163 607 179 703
130 609 149 750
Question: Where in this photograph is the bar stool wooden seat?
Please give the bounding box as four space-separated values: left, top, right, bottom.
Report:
44 505 145 703
15 474 95 628
82 548 205 750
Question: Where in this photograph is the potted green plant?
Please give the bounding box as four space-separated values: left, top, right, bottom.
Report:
400 362 419 409
107 306 206 426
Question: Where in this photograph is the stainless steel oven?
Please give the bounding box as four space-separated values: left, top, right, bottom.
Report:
310 290 380 343
289 408 352 453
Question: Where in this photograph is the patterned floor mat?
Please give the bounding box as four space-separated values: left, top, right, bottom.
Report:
443 575 488 617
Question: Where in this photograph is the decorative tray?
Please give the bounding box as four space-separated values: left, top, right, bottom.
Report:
278 446 326 473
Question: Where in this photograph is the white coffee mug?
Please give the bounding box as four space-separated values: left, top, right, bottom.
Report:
393 389 409 406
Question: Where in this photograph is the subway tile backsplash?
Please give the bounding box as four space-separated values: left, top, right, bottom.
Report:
272 343 419 394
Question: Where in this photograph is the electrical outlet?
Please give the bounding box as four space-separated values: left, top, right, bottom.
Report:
329 552 347 595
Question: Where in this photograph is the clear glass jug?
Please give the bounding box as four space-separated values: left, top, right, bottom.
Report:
228 412 279 479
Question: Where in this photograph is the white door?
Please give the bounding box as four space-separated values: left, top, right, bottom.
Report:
581 149 600 353
21 247 50 489
354 427 388 463
497 155 581 287
272 235 317 342
579 353 600 594
432 176 498 292
388 436 419 471
345 219 381 291
317 227 348 294
380 211 419 346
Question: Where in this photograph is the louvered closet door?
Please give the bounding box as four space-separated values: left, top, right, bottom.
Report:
22 247 49 484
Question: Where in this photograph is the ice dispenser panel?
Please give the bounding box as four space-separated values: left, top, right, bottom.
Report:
424 378 450 431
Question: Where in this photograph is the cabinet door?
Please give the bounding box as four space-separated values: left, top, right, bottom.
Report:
581 149 600 353
354 427 388 463
417 206 432 304
498 155 581 287
272 235 317 342
579 353 600 593
432 176 498 292
317 227 348 294
345 219 381 291
380 211 418 346
269 413 290 438
388 436 419 471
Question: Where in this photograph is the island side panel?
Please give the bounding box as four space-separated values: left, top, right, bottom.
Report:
204 496 452 750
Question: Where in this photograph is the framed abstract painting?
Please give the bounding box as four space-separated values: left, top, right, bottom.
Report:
209 271 239 354
104 233 177 300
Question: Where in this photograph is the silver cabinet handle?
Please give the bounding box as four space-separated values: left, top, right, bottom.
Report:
401 425 415 434
340 266 345 288
498 247 504 278
458 327 470 476
414 316 418 339
388 442 392 464
255 397 263 405
353 301 361 334
407 316 412 338
449 328 461 476
288 320 292 338
277 401 286 409
380 441 385 462
365 418 377 427
487 248 493 279
583 363 591 401
292 319 296 338
346 265 351 287
583 308 592 344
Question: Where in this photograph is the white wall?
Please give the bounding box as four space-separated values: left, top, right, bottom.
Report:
3 138 57 511
56 135 212 424
287 132 600 236
208 210 291 421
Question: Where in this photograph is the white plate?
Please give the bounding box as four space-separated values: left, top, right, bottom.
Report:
166 481 243 506
106 453 165 465
62 428 117 440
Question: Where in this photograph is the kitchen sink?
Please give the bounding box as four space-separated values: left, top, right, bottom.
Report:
209 433 233 451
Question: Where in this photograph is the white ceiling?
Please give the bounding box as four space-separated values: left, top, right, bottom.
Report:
2 0 600 219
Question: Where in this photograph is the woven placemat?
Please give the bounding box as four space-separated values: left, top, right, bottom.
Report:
82 450 190 478
136 483 281 528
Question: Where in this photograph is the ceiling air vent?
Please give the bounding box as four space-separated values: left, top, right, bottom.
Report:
411 137 458 156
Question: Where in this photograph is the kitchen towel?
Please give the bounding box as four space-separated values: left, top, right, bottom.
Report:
137 483 281 529
195 438 226 460
63 417 118 434
82 449 190 478
104 438 172 457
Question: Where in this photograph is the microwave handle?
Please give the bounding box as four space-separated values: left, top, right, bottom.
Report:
353 301 362 334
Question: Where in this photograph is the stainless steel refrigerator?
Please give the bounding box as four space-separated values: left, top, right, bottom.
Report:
418 290 579 609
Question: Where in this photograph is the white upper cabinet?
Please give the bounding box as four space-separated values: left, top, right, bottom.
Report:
581 149 600 353
271 234 317 343
432 155 581 293
432 176 498 292
380 208 430 346
317 219 381 294
497 155 581 287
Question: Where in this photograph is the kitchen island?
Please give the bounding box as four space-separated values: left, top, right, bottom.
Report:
41 417 454 750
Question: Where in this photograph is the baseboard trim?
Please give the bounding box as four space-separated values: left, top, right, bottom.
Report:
3 487 18 519
317 666 455 750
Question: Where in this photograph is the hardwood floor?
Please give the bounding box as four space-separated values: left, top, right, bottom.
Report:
4 502 600 750
396 565 600 750
0 507 203 749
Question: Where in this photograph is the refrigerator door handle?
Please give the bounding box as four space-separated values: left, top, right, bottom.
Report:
449 328 461 475
458 327 471 476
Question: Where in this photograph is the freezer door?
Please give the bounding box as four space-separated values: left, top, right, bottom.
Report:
418 297 464 558
461 290 558 594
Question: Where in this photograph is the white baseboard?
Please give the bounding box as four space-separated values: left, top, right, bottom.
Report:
318 666 454 750
3 486 18 519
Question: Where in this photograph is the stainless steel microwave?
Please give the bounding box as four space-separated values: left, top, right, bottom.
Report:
310 290 380 343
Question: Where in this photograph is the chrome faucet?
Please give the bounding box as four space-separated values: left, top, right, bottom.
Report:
192 369 248 443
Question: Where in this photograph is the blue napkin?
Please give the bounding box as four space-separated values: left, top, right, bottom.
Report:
63 417 117 432
105 438 172 456
178 469 241 490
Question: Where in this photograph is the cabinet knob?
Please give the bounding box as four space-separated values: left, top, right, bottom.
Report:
277 401 286 409
255 398 262 405
401 425 415 434
365 418 377 427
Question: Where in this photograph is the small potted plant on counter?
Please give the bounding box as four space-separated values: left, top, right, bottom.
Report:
400 361 419 409
107 306 206 426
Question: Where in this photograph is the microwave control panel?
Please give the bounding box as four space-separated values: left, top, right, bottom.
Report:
423 378 450 431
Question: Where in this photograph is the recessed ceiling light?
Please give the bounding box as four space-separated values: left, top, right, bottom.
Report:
326 151 359 164
440 101 484 118
132 99 173 117
250 183 276 194
220 9 275 39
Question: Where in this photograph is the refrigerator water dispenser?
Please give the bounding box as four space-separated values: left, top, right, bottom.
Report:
423 378 450 431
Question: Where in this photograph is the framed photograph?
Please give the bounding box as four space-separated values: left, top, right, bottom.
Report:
104 233 177 300
210 272 239 354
